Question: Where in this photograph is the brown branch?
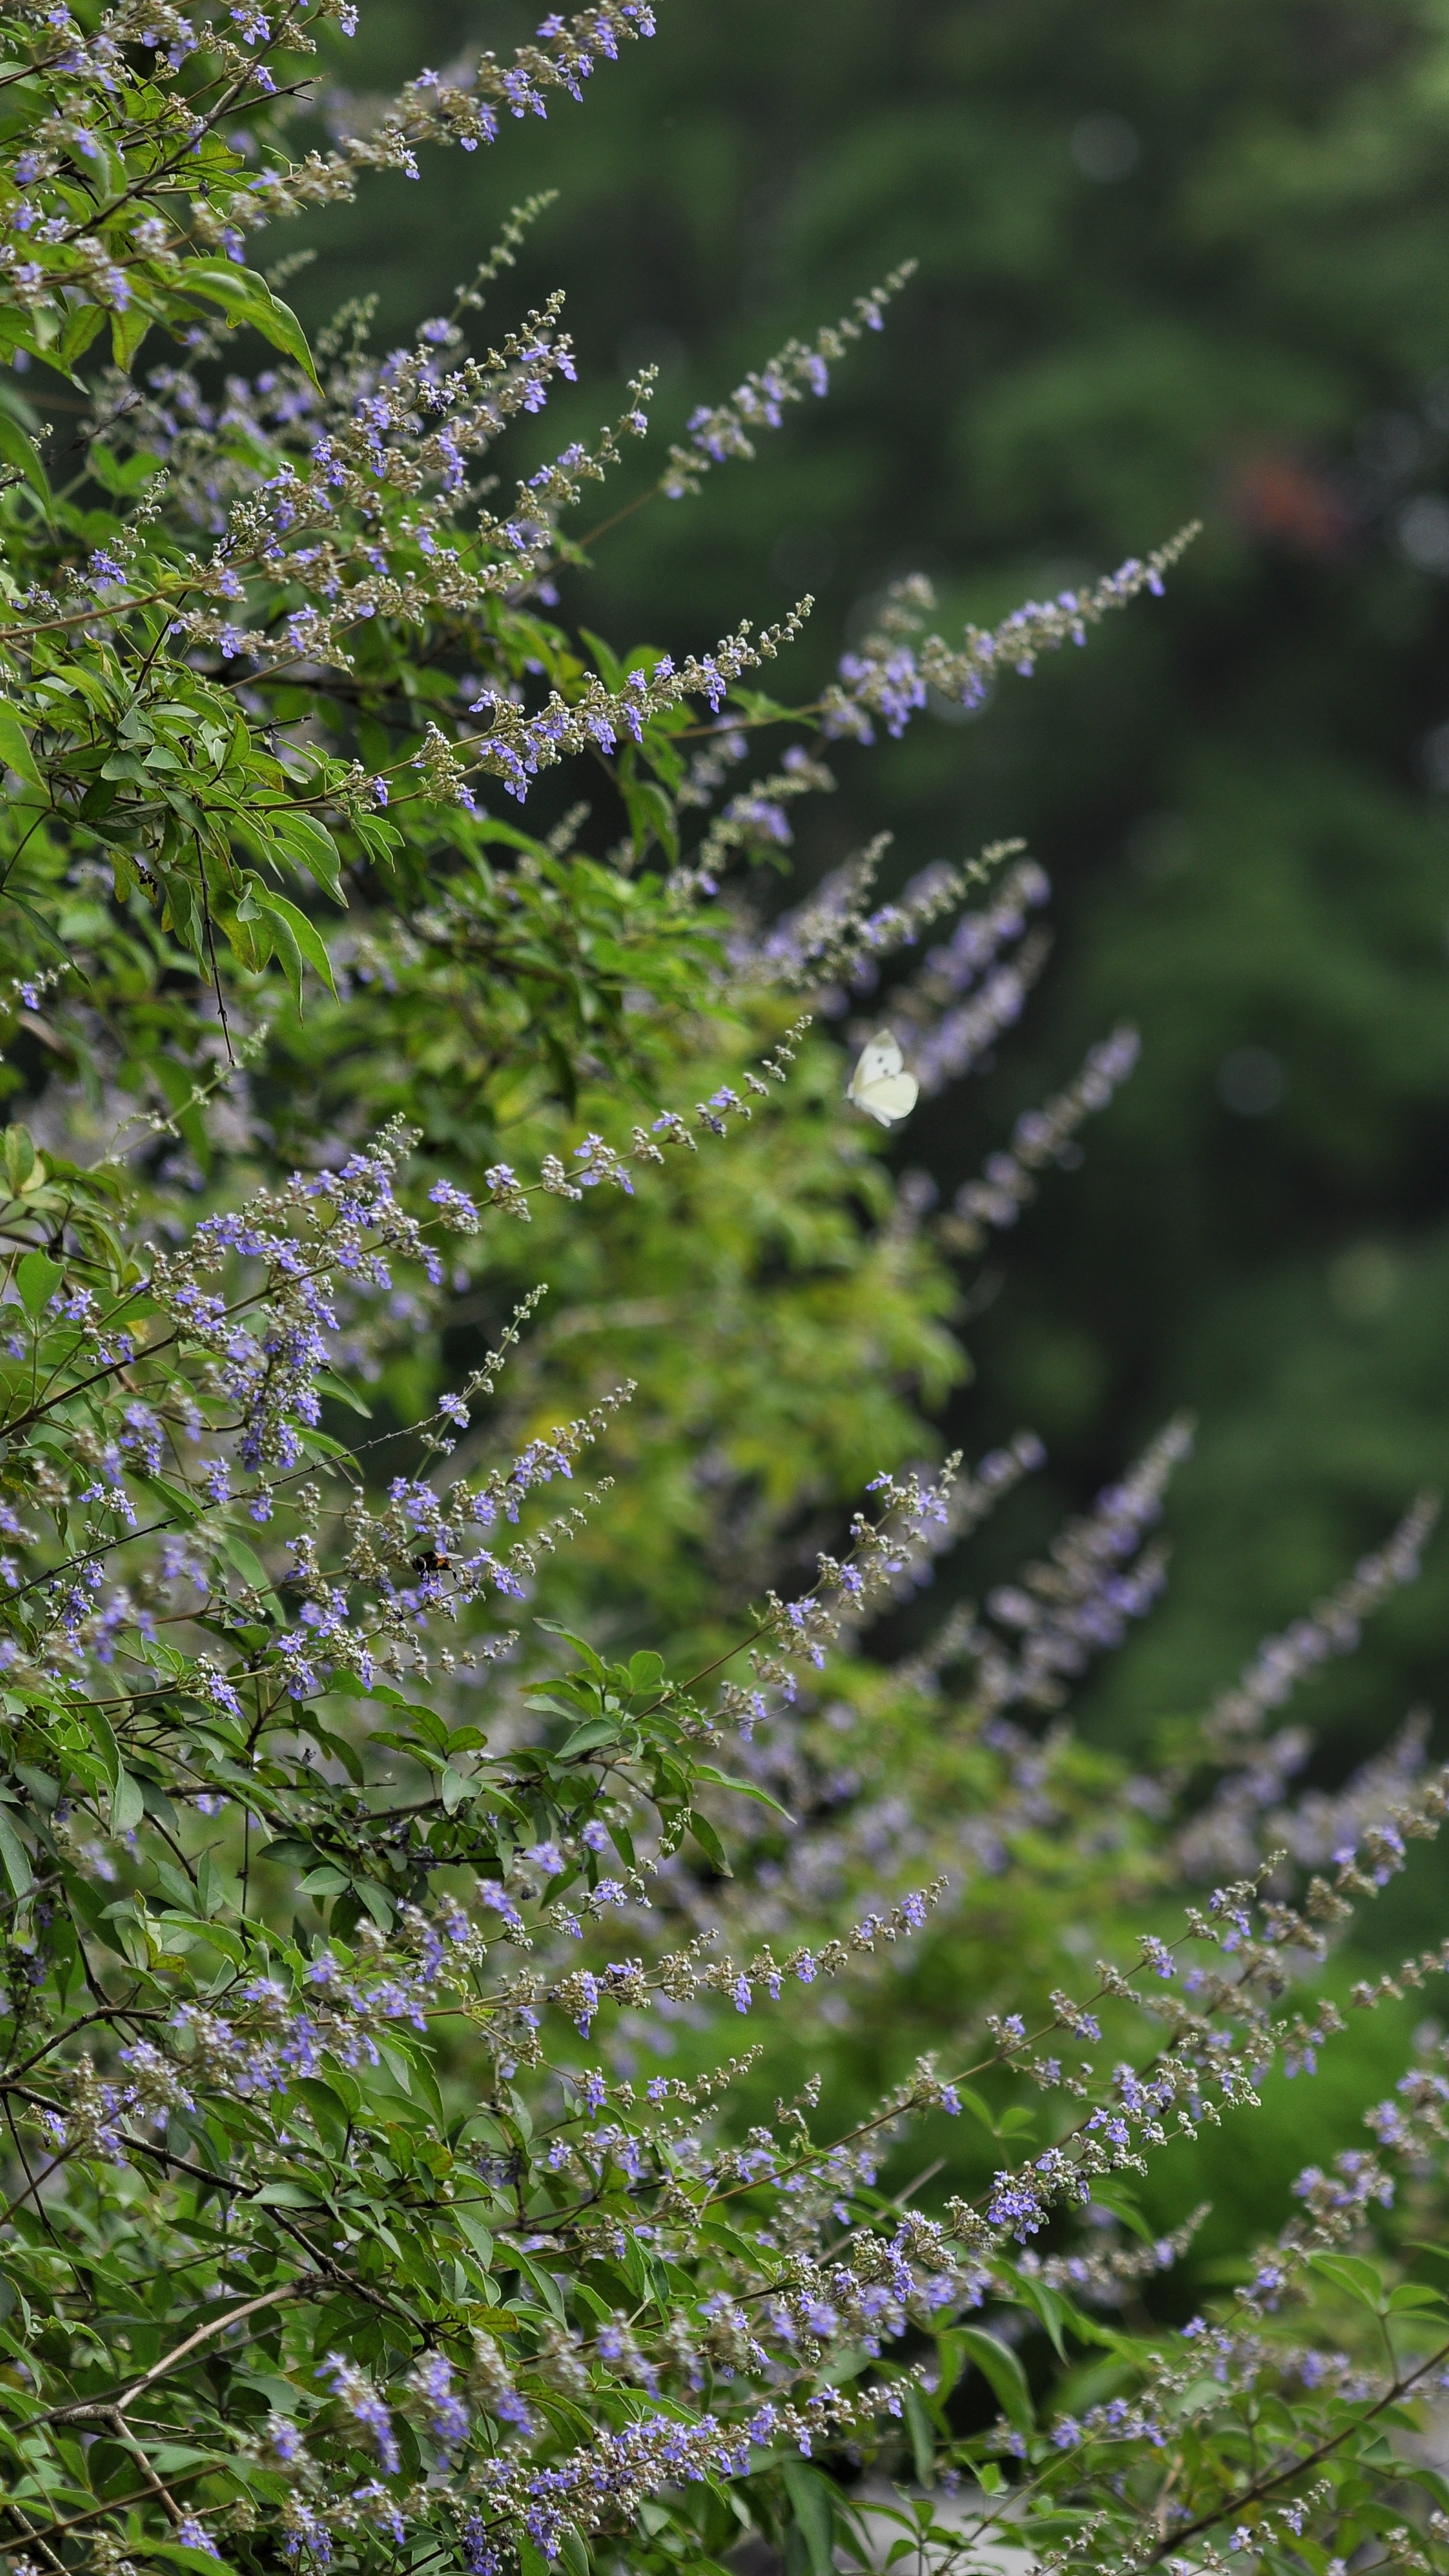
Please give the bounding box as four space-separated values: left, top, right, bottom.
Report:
34 2281 305 2428
1146 2331 1449 2560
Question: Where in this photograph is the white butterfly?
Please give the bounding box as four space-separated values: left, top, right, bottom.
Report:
846 1028 920 1127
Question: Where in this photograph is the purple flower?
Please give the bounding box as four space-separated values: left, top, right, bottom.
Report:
319 2354 399 2473
407 2351 468 2453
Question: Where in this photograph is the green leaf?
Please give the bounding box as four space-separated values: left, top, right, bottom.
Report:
14 1249 61 1316
310 1727 366 1788
0 409 48 506
253 888 337 1003
954 2327 1034 2432
453 2204 495 2267
86 444 165 501
902 2384 935 2485
534 1620 608 1678
951 2084 999 2138
621 775 678 864
400 2044 447 2131
219 1532 276 1597
58 300 106 375
147 2545 240 2576
0 886 71 959
314 1368 371 1417
0 1807 32 1898
781 2458 836 2576
275 813 346 904
111 1767 145 1838
180 263 321 388
1005 2272 1115 2357
1388 2283 1447 2314
579 628 626 693
1010 2274 1070 2359
290 2076 350 2154
82 1705 121 1793
1081 2183 1154 2244
355 1877 394 1932
687 1809 732 1876
692 1764 794 1819
1308 2253 1386 2311
474 816 552 858
139 1474 206 1524
558 1718 620 1758
109 296 157 373
1410 2468 1449 2519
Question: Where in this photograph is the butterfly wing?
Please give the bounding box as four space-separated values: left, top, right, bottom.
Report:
847 1031 918 1126
847 1030 903 1098
858 1071 920 1125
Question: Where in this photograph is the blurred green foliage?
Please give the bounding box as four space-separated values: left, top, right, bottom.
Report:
287 0 1449 1778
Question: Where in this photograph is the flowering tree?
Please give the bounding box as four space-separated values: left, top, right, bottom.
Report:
1 14 1449 2576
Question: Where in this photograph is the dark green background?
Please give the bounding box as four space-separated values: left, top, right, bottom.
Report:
292 0 1449 1791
